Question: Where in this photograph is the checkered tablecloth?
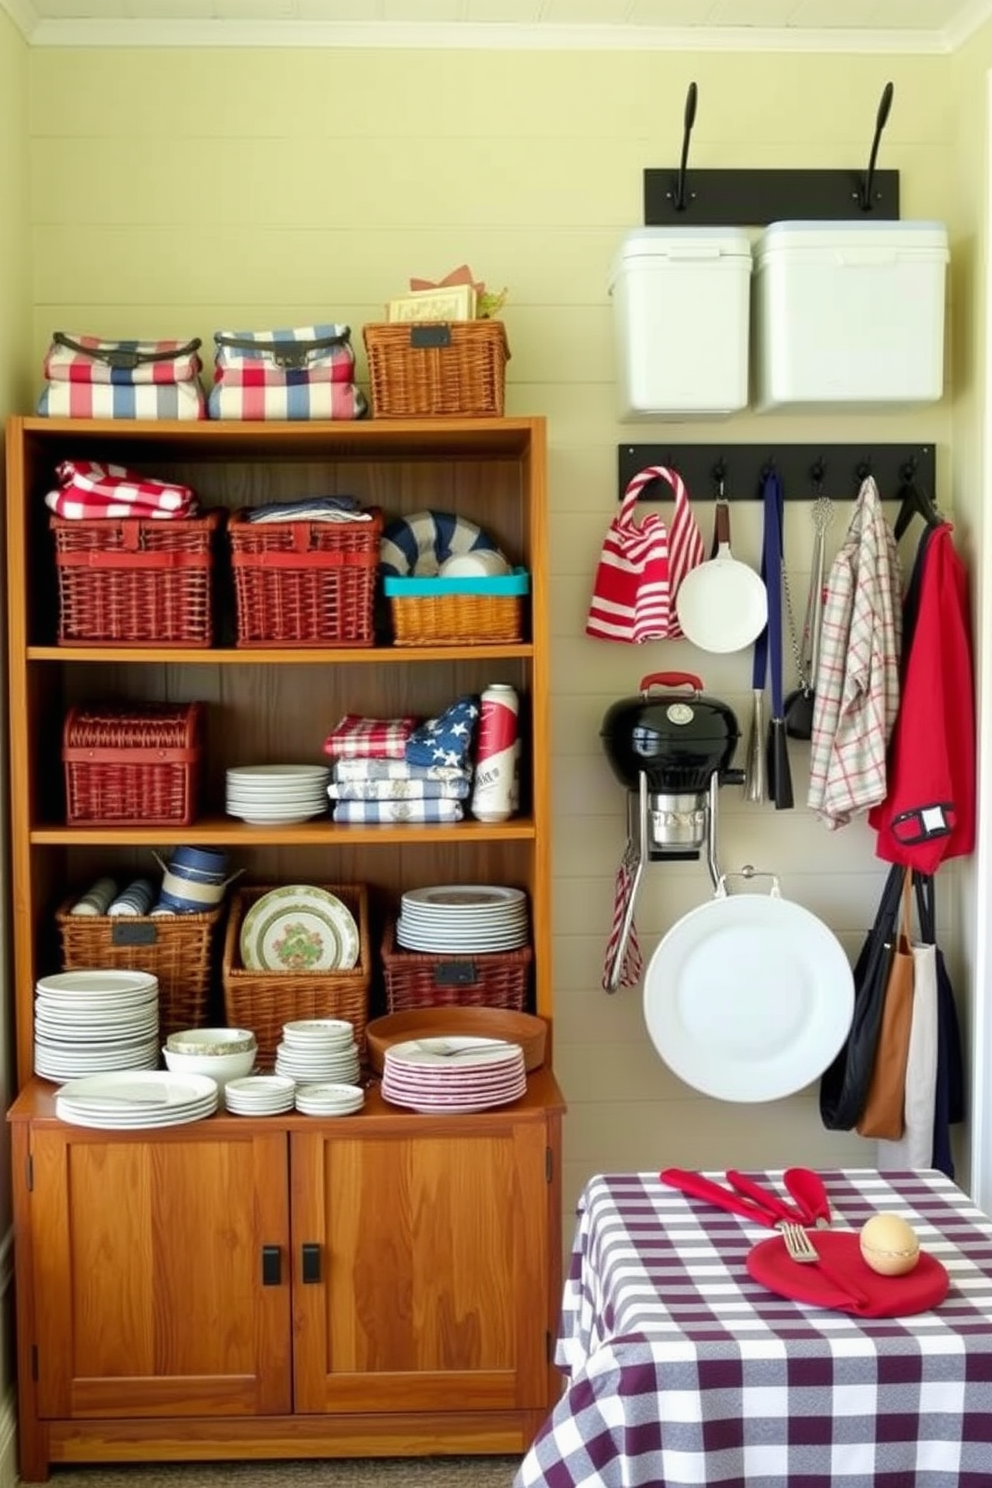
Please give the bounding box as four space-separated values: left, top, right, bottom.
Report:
516 1169 992 1488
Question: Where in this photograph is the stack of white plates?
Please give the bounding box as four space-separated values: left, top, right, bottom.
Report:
34 970 160 1083
396 885 529 954
225 764 331 827
295 1082 365 1117
55 1070 217 1130
275 1020 361 1084
224 1074 296 1116
381 1037 527 1114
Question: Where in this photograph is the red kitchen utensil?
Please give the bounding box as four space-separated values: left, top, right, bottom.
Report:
660 1168 782 1227
783 1167 833 1228
725 1170 807 1226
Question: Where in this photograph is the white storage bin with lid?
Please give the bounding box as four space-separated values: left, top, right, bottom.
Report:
609 227 752 419
753 219 949 410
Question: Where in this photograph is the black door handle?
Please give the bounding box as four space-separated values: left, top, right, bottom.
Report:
301 1243 321 1284
261 1245 281 1286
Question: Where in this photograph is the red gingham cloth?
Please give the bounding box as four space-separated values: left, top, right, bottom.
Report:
323 715 418 761
45 460 197 520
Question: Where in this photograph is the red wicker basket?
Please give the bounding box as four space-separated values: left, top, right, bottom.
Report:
63 702 204 826
51 510 222 647
228 508 383 647
380 919 532 1013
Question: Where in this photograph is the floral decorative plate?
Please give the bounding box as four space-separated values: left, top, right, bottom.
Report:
239 886 359 973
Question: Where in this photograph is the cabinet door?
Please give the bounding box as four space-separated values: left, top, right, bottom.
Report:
291 1117 552 1414
29 1125 291 1419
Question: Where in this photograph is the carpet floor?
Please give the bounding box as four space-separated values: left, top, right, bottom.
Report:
41 1457 522 1487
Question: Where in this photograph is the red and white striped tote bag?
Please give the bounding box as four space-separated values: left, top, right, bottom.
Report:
586 466 704 643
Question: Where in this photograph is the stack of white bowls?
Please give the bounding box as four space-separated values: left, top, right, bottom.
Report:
225 765 331 827
274 1020 361 1085
294 1082 365 1117
223 1075 296 1116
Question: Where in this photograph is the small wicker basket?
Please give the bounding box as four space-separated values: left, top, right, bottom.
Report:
51 509 222 647
381 920 532 1014
228 508 382 647
222 884 371 1067
62 702 204 826
383 569 528 647
56 898 224 1040
363 321 509 418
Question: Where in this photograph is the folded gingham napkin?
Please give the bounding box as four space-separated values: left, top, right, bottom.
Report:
331 799 465 824
46 459 197 520
333 758 470 784
323 715 418 761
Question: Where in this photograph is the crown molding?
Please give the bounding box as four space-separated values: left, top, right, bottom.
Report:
5 18 957 53
944 0 992 50
0 0 38 40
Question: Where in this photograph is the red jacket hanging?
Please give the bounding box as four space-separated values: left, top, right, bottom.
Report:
869 524 975 872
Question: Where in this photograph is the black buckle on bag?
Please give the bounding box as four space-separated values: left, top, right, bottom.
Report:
890 802 955 845
216 332 350 370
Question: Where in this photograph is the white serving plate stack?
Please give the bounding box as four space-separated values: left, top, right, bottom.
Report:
223 1074 296 1116
55 1070 217 1130
294 1082 365 1117
34 970 160 1083
274 1019 361 1085
381 1037 527 1114
225 764 331 827
396 884 529 954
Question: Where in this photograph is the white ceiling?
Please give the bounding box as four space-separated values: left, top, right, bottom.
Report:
3 0 992 50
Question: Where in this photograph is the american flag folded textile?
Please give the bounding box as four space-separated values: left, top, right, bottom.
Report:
207 381 367 422
43 333 203 385
333 758 470 784
45 460 198 520
328 777 471 802
331 799 464 824
212 324 357 383
38 381 206 421
405 696 479 769
324 715 418 761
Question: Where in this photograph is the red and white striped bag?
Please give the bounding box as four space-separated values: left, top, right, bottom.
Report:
585 466 704 643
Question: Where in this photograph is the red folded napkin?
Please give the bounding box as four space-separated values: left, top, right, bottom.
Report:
747 1229 949 1317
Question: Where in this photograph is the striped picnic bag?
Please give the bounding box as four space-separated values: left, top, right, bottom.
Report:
38 333 206 420
586 465 705 643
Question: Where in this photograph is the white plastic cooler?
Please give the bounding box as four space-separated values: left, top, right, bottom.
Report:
609 227 752 419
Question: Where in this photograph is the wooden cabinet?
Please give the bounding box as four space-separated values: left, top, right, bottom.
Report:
4 416 564 1480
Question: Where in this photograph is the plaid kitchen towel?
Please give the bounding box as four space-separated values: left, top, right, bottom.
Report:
323 714 419 761
333 758 471 784
43 333 203 385
405 696 480 769
331 799 465 824
38 381 206 420
50 461 196 515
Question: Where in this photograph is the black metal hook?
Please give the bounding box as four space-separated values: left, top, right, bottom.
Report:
712 457 727 488
809 456 826 487
856 458 873 482
900 455 919 483
860 81 894 211
673 82 698 212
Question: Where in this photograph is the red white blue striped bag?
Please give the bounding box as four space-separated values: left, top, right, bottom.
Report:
38 381 205 420
43 332 203 385
208 324 367 421
586 466 705 643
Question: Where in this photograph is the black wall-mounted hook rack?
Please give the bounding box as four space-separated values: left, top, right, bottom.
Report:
618 444 936 504
645 77 899 226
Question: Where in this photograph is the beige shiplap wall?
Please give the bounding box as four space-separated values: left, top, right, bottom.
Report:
26 43 964 1222
0 10 30 1483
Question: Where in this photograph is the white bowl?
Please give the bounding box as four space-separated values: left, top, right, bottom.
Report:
166 1028 257 1057
162 1045 257 1088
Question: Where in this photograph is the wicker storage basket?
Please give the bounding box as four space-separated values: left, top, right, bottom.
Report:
63 702 204 826
222 884 371 1066
363 321 509 418
383 569 528 647
51 509 222 647
56 898 224 1040
381 920 532 1014
228 508 383 647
